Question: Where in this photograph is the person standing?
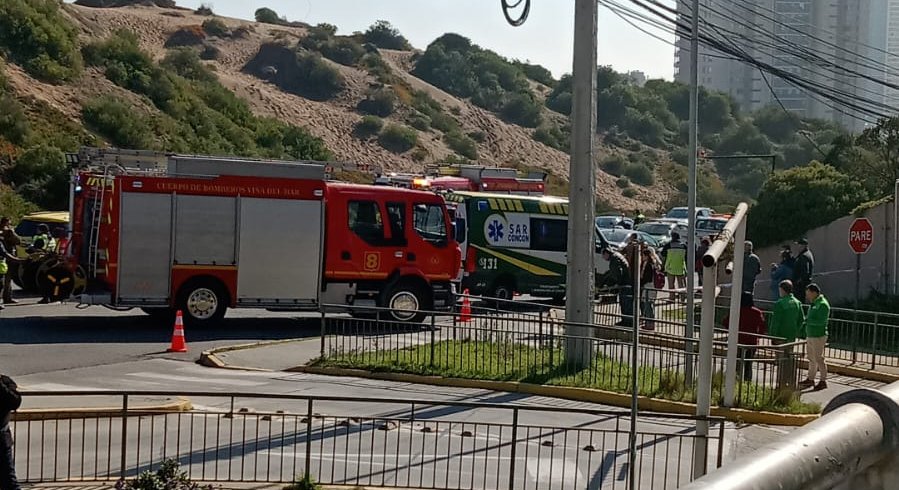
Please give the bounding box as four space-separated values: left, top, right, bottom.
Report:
639 246 662 331
0 239 21 312
792 238 815 303
662 232 687 299
800 284 830 391
0 372 21 490
600 248 632 327
769 280 805 389
696 237 710 286
722 292 767 381
0 218 20 305
769 249 794 301
742 241 762 295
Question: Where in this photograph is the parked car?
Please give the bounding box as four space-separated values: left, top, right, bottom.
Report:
636 220 687 247
13 211 69 256
599 228 661 251
696 217 728 241
595 215 634 230
663 206 714 225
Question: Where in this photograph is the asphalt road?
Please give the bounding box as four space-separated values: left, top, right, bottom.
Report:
0 294 796 489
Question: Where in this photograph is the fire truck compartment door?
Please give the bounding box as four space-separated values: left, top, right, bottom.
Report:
174 195 236 265
237 197 322 303
118 192 173 303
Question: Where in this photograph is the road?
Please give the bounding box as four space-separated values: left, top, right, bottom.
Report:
1 296 796 489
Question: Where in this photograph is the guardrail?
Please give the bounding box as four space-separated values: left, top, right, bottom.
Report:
12 391 726 489
319 303 804 411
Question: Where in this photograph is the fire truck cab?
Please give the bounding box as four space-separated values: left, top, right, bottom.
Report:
63 148 459 325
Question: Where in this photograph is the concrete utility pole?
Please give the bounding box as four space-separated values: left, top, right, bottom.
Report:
564 0 598 367
684 0 700 386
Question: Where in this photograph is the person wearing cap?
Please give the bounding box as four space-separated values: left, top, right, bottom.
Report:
770 248 794 301
792 238 814 303
742 241 762 295
800 283 830 391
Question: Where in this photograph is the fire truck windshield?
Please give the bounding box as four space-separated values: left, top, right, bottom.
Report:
413 203 447 244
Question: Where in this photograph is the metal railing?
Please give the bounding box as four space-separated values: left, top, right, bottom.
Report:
13 391 726 490
681 381 899 490
319 303 804 411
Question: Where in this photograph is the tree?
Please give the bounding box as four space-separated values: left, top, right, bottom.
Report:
0 0 83 83
752 106 800 144
855 116 899 197
254 7 281 24
748 162 868 247
4 144 68 209
363 20 411 50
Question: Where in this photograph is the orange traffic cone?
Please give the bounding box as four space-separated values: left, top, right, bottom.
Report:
167 310 188 353
460 289 472 323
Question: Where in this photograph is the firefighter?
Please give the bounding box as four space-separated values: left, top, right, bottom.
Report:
28 224 56 253
0 218 20 305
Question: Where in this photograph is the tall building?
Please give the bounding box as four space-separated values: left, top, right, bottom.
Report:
674 0 899 132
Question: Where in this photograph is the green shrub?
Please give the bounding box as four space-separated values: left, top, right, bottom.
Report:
321 38 365 66
292 52 345 101
624 162 654 186
533 123 569 152
468 131 486 143
5 144 68 209
254 7 282 25
622 187 638 198
202 18 230 38
164 25 207 48
357 87 397 117
430 111 458 133
444 130 478 160
514 61 556 87
354 115 383 137
378 124 417 153
0 0 83 83
0 94 30 145
0 183 38 222
118 459 213 490
500 92 542 128
195 4 214 15
82 96 154 150
406 112 431 131
363 20 411 50
601 155 626 177
616 176 631 189
161 48 217 83
360 53 393 83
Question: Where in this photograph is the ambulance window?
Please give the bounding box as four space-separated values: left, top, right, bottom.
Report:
385 202 407 246
454 218 467 243
413 203 447 245
348 201 384 244
530 217 567 252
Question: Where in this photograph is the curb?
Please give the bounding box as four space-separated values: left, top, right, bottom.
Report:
198 338 307 372
288 366 819 426
13 397 192 421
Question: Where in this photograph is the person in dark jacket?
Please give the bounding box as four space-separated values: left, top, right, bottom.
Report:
792 238 815 303
601 248 632 327
640 246 662 330
722 292 767 381
696 237 710 286
742 241 762 295
769 249 794 301
0 373 21 490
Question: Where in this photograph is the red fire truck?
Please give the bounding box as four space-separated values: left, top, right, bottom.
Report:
375 164 547 195
57 148 460 325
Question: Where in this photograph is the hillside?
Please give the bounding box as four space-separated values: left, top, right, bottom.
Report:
0 1 673 214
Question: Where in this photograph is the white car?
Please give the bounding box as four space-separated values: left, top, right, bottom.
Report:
663 206 714 226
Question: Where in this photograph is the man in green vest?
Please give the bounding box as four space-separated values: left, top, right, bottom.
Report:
662 232 687 299
799 283 830 391
769 280 805 390
29 224 55 253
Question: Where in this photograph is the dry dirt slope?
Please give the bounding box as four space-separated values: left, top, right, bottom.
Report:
5 3 672 210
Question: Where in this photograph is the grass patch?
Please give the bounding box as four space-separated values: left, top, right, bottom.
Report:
315 340 820 414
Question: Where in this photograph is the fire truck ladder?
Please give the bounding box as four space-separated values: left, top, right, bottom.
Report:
85 166 108 278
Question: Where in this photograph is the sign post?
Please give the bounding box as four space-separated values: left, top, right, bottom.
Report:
849 218 874 363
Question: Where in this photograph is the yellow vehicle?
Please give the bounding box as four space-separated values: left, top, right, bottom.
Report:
13 211 69 257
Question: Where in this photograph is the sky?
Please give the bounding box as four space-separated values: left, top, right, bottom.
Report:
171 0 677 80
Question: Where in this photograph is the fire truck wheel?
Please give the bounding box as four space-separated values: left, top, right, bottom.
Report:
384 283 427 324
177 280 228 326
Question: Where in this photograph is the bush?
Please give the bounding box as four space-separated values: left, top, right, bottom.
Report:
360 53 393 83
500 93 542 128
616 176 631 189
354 115 383 138
430 111 458 133
0 94 30 146
671 147 690 166
118 459 213 490
622 187 638 198
161 48 216 83
254 7 282 25
624 162 654 186
320 38 365 66
202 18 230 38
5 144 68 209
232 25 253 39
378 124 417 153
444 130 478 160
0 183 38 222
165 25 207 47
200 44 222 60
533 123 569 152
0 0 83 83
293 52 344 100
195 3 214 15
363 20 411 50
406 112 431 131
601 155 626 177
468 131 486 143
356 87 397 117
82 96 154 150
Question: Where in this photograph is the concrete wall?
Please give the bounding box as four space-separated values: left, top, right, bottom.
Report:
753 200 896 303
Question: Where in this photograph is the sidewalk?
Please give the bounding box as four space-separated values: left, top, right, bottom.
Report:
13 393 190 420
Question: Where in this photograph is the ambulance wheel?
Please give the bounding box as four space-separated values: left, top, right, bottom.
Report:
177 279 228 326
488 278 515 307
383 282 427 324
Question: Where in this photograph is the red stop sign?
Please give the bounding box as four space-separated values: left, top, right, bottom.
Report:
849 218 874 254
